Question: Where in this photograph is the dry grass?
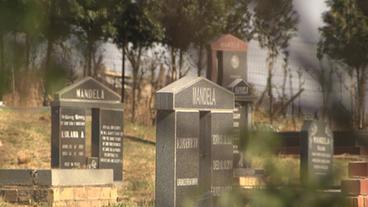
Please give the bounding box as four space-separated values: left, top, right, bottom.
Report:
0 109 155 206
0 109 362 207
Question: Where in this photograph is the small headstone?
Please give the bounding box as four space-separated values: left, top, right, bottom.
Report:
300 120 334 183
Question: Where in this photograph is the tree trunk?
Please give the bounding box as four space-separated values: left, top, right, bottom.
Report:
0 32 3 100
86 40 93 77
171 47 177 81
43 34 54 106
121 44 125 103
267 53 275 124
281 58 288 117
350 73 356 127
179 49 184 78
0 32 3 72
357 67 367 128
197 44 203 77
12 32 17 95
25 34 30 71
297 70 303 117
130 47 142 123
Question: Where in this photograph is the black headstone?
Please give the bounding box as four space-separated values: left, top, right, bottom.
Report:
51 77 123 181
156 76 234 207
217 51 247 87
51 106 86 168
300 120 334 183
92 108 123 181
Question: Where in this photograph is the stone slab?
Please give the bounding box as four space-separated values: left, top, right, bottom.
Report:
0 169 113 186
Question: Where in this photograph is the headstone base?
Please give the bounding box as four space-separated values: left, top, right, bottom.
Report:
0 169 117 206
233 168 265 189
0 185 117 206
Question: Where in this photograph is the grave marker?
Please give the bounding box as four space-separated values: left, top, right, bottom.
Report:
208 35 256 173
156 76 234 207
51 77 124 181
300 120 334 183
207 34 248 86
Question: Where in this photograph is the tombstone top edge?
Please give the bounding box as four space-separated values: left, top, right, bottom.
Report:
54 76 121 104
209 34 247 52
157 76 233 96
156 76 234 110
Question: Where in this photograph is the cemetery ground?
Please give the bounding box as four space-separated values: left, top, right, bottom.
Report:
0 108 362 206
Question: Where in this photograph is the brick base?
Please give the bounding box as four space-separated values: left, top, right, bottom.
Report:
346 196 368 207
0 185 117 207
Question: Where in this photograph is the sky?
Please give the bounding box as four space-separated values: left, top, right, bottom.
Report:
294 0 328 42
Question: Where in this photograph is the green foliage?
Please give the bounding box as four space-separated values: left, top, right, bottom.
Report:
319 0 368 128
67 0 120 76
113 1 162 49
254 0 298 56
223 0 253 41
319 0 368 69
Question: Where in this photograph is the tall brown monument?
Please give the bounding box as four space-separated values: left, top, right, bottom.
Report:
207 34 256 174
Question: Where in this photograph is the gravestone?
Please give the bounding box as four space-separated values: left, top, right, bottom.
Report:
156 76 234 207
51 77 124 181
208 35 256 172
207 34 248 86
300 120 334 183
92 108 124 180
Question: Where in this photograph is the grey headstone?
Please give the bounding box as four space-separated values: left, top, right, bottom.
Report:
300 120 334 183
156 76 234 207
209 113 233 206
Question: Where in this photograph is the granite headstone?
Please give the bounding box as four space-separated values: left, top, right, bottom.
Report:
51 77 123 181
92 108 123 181
156 76 234 207
300 120 334 183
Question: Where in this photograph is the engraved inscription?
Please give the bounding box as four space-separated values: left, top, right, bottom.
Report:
76 88 105 100
192 87 216 106
60 109 86 168
100 124 123 164
213 160 233 170
212 134 232 145
177 178 198 186
176 138 198 149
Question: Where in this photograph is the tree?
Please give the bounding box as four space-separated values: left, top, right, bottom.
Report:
319 0 368 128
157 0 200 81
114 0 162 123
67 0 117 77
223 0 253 41
253 0 298 123
191 0 234 76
